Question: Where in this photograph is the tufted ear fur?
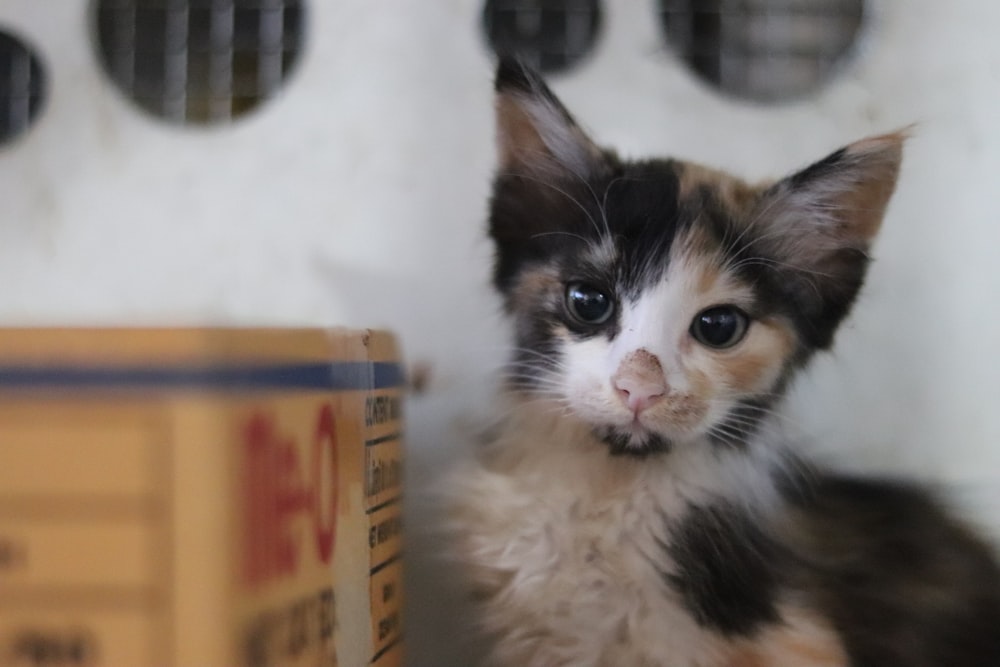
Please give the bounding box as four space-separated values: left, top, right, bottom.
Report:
494 58 603 179
489 59 613 294
745 131 906 348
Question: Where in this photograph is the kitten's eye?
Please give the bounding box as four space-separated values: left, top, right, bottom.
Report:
565 283 615 325
690 306 749 349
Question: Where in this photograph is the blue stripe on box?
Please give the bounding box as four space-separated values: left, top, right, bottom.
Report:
0 361 404 392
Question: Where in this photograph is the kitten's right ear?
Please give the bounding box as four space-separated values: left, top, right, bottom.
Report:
494 58 602 177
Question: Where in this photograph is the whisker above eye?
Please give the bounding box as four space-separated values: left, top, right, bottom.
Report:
530 231 593 244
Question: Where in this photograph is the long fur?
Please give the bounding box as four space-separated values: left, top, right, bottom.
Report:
445 60 1000 667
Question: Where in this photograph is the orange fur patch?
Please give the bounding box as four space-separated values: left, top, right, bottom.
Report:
724 608 849 667
496 95 544 170
836 131 906 241
668 235 796 398
720 317 797 394
511 265 561 310
495 91 603 174
694 252 726 297
677 162 761 214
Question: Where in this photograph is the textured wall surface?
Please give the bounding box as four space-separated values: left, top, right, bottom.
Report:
1 2 999 665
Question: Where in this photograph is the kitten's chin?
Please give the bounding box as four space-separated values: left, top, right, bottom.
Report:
595 425 673 458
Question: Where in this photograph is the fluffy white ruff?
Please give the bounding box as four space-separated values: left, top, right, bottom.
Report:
443 397 797 667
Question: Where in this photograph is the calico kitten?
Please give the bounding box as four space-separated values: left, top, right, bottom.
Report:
446 60 1000 667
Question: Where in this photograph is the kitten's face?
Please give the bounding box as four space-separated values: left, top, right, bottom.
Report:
490 61 903 456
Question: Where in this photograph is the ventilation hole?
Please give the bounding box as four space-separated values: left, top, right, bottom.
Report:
93 0 306 125
0 29 47 146
659 0 864 103
483 0 602 74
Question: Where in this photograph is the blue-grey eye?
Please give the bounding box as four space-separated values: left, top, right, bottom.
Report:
690 306 749 349
566 283 614 325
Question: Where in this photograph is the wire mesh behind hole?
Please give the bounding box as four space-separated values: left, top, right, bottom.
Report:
0 31 47 145
659 0 865 103
94 0 306 125
483 0 602 74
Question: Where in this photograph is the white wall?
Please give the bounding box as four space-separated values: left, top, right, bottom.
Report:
2 2 999 665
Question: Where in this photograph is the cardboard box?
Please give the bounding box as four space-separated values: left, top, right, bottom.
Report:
0 329 403 666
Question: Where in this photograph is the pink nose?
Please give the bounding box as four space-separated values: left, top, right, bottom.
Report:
612 348 667 415
614 376 666 414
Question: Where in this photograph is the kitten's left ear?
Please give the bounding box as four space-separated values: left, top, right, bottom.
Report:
752 131 906 348
494 58 603 177
767 131 906 247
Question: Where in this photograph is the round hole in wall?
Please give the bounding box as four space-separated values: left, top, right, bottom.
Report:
483 0 602 75
658 0 865 103
92 0 307 125
0 29 48 146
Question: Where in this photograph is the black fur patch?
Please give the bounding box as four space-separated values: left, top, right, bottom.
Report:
495 57 535 94
737 243 869 353
665 501 783 636
490 159 684 298
786 147 848 189
596 426 672 457
782 474 1000 667
721 214 870 354
600 161 684 297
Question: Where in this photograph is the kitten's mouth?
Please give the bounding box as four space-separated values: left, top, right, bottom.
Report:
595 425 672 458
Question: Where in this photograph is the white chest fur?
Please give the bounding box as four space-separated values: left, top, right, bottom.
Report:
446 404 791 667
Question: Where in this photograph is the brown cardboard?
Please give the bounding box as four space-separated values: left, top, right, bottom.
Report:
0 328 403 667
